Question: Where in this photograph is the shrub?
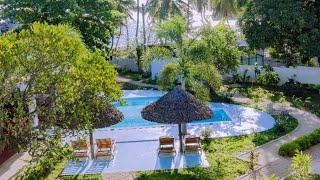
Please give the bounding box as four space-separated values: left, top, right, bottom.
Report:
278 128 320 157
19 137 72 180
201 128 212 141
290 151 312 180
257 71 280 85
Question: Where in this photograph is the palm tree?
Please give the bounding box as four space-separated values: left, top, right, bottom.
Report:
145 0 188 22
190 0 210 24
142 16 222 95
135 0 140 45
114 0 135 49
210 0 238 24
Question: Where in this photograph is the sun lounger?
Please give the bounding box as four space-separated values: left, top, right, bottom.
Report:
184 135 202 153
159 136 176 154
95 138 116 157
71 139 89 158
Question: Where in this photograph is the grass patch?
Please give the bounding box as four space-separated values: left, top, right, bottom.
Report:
137 136 253 180
253 115 298 146
137 115 298 180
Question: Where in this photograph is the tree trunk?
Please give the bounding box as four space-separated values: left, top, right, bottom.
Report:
135 0 140 45
142 4 146 49
115 25 122 50
187 0 190 32
126 19 129 48
89 129 94 159
203 6 210 24
178 122 183 153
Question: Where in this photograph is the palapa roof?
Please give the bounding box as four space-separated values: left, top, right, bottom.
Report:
94 103 124 128
141 86 213 124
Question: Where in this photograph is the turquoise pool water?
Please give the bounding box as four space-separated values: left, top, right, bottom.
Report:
111 97 230 128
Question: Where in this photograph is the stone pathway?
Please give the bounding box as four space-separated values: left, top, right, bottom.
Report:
0 152 30 180
117 76 158 89
233 97 320 179
102 172 136 180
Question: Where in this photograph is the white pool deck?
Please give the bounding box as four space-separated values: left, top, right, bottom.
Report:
62 90 276 176
62 140 208 176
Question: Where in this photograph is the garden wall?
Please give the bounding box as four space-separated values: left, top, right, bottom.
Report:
236 65 320 85
114 58 320 85
110 57 139 72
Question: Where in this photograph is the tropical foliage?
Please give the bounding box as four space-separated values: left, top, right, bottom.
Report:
142 16 240 100
0 23 121 161
240 0 320 65
290 152 312 180
145 0 188 22
142 16 241 100
1 0 127 53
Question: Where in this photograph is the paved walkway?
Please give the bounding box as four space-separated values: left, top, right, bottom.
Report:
233 97 320 179
0 152 30 180
117 76 158 89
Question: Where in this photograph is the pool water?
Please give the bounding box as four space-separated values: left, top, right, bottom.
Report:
111 97 231 129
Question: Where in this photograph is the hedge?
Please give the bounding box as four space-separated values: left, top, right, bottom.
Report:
278 128 320 157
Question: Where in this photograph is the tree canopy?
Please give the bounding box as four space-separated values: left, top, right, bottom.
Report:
142 16 240 101
0 23 122 150
1 0 125 53
240 0 320 65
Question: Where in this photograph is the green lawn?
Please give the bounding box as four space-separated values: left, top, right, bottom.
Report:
136 115 298 180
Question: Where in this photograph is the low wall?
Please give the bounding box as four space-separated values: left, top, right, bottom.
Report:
110 58 139 72
114 58 320 85
236 65 320 85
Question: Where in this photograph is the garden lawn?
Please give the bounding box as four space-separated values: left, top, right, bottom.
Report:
136 115 298 180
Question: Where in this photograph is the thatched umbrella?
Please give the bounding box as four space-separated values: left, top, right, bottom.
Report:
88 104 124 158
141 86 213 152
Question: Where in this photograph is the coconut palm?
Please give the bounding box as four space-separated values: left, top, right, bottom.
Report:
191 0 210 24
113 0 135 49
145 0 188 22
135 0 140 45
142 16 222 100
210 0 238 23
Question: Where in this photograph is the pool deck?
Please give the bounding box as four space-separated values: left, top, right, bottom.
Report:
62 90 276 176
62 140 208 176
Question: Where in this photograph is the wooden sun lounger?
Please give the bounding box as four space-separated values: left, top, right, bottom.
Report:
159 136 176 154
184 135 202 153
71 139 89 158
95 138 116 157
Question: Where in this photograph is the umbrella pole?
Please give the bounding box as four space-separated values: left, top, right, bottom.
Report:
89 129 94 159
178 122 183 153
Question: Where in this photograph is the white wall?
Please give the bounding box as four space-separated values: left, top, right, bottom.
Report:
110 57 139 72
236 65 320 85
151 60 169 79
114 58 320 85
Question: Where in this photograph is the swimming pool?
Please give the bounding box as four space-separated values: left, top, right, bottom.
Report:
110 97 231 129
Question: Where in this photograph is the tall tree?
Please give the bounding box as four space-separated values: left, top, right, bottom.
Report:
142 16 240 100
0 23 122 159
114 0 135 49
145 0 188 22
210 0 239 23
191 0 210 24
136 0 140 45
240 0 320 65
1 0 125 54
